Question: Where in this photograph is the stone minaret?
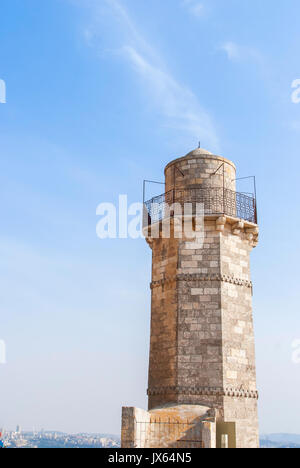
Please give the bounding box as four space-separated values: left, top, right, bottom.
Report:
122 148 259 449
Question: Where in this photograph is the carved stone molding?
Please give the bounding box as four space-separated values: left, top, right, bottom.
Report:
147 386 259 400
151 274 252 290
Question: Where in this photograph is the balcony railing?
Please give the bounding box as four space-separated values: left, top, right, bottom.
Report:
144 187 257 226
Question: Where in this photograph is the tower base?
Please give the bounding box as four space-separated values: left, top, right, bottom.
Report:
121 405 219 449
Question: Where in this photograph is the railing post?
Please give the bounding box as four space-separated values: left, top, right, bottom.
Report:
254 199 258 225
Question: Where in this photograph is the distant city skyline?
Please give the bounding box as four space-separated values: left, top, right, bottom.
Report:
1 429 120 449
1 427 300 449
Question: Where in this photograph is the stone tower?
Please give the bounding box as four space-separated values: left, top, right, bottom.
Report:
122 148 259 449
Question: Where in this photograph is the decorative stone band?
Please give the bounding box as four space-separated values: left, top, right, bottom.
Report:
147 385 259 400
151 273 253 290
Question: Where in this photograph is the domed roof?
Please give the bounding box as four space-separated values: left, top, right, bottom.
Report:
164 147 236 173
184 147 213 157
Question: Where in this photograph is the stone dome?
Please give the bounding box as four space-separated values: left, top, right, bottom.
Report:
184 147 213 157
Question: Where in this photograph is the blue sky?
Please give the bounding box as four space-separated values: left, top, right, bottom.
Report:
0 0 300 434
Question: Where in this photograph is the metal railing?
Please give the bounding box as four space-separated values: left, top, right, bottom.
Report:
144 187 257 226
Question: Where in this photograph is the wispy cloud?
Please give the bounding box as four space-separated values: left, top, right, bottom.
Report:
220 42 240 61
73 0 219 151
123 46 217 148
290 121 300 132
220 41 262 63
182 0 205 18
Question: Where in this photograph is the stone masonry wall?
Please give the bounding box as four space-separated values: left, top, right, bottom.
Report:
223 397 259 448
165 151 236 193
177 220 223 395
147 216 259 447
148 233 179 409
220 225 259 448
